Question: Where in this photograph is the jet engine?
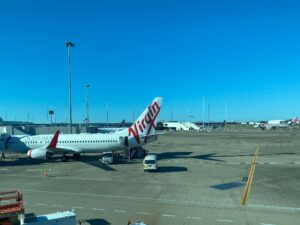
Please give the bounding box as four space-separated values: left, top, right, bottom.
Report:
27 148 52 160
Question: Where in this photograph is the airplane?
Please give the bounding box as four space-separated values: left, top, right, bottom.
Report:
97 120 127 133
0 97 162 161
255 117 298 130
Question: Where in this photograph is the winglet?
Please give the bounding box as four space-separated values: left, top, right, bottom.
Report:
47 130 60 148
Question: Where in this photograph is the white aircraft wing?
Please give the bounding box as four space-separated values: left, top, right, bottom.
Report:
45 131 82 153
50 146 82 154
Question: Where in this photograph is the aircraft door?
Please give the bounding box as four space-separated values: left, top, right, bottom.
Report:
124 136 128 147
119 136 129 147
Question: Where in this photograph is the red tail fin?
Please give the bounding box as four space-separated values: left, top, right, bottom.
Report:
292 117 298 124
48 130 60 148
119 120 126 127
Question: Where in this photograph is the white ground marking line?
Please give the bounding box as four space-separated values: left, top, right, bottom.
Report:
35 203 45 206
270 162 277 165
187 216 202 220
248 204 300 212
137 211 151 215
161 214 175 217
261 223 276 225
52 204 63 207
26 169 43 171
217 219 234 223
93 208 105 211
73 206 83 209
114 209 126 213
23 189 300 213
0 168 8 171
262 183 280 189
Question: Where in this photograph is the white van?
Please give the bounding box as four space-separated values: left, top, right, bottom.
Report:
143 154 158 172
101 151 114 164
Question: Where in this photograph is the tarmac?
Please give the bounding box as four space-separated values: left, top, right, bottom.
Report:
1 129 300 225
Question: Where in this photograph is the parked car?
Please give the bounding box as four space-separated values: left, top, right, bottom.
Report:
101 152 114 164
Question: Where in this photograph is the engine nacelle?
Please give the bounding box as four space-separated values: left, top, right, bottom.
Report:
27 148 51 160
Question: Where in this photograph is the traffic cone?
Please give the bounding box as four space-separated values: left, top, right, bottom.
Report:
44 171 48 176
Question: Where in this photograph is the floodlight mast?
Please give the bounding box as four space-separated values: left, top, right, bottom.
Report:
65 41 75 134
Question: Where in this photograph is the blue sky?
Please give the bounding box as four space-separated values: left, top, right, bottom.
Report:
1 0 300 123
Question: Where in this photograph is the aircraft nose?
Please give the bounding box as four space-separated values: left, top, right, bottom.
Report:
27 150 32 158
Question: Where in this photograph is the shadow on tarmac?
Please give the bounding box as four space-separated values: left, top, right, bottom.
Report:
192 153 225 162
85 160 116 171
157 151 297 163
158 166 188 173
82 219 111 225
1 151 296 171
158 151 194 159
0 154 117 171
210 181 245 190
157 151 225 162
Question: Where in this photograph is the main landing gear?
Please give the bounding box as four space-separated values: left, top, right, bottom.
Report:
73 153 80 160
61 155 68 162
61 153 80 162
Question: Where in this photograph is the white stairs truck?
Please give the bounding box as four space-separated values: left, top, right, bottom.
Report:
163 122 200 131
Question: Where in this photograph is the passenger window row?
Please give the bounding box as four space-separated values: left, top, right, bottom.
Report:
19 140 118 144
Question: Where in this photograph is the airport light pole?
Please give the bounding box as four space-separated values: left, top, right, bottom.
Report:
132 108 135 123
65 41 75 134
49 110 54 126
207 102 210 130
86 84 90 125
106 102 109 127
202 97 205 131
225 99 228 128
187 107 190 122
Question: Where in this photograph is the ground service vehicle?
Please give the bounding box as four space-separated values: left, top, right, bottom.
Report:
143 154 158 172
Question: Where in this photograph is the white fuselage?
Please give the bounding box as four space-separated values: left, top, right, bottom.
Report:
0 97 163 158
1 133 125 154
268 120 285 125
